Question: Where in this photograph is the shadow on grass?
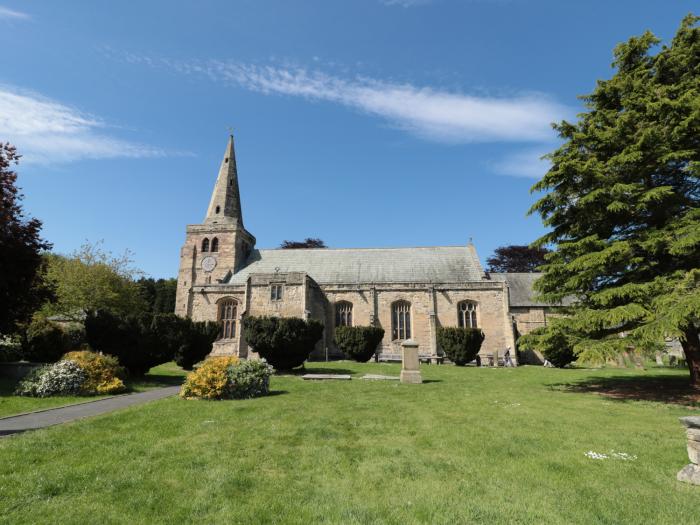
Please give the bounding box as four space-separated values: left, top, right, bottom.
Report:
127 373 185 390
266 390 288 397
548 373 700 407
280 367 358 376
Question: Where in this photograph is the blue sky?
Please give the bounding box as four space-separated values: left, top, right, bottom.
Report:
1 1 696 278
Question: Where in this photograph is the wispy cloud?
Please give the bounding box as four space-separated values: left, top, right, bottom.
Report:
380 0 434 7
491 147 552 179
0 6 29 19
124 55 569 145
0 86 167 163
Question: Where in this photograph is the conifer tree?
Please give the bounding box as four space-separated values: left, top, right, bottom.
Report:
527 15 700 386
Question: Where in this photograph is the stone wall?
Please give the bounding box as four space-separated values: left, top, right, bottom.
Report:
182 276 523 365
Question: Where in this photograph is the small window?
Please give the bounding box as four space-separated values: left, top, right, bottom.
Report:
211 237 219 252
391 301 411 340
458 301 478 328
218 299 237 339
201 238 210 252
271 284 283 301
215 205 220 214
225 157 229 163
335 301 353 327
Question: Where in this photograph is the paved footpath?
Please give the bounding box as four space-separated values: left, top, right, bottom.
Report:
0 386 180 437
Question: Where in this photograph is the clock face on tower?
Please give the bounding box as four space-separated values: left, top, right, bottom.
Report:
201 256 217 273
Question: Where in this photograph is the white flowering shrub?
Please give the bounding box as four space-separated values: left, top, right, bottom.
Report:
226 359 274 399
15 360 86 397
0 335 23 362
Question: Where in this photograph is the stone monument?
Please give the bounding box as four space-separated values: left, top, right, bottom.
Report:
677 416 700 485
400 339 422 384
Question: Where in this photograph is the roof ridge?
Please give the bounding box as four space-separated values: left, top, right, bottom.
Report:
255 245 470 252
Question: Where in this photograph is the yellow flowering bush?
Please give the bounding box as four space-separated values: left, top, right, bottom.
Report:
180 356 240 399
62 350 126 395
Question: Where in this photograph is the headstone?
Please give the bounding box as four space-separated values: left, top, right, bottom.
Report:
677 416 700 485
655 352 664 366
400 339 422 384
361 374 399 381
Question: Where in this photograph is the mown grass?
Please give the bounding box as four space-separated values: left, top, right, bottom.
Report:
0 362 187 418
0 362 697 524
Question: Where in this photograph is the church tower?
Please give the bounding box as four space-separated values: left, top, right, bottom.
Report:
175 135 256 317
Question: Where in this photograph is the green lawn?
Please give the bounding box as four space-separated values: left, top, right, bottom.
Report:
0 362 698 524
0 362 187 418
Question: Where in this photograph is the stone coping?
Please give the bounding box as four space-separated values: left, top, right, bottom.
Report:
680 416 700 429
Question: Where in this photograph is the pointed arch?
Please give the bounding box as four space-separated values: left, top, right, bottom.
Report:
457 300 478 328
335 301 353 327
211 237 219 252
201 238 210 252
217 298 238 339
391 300 411 340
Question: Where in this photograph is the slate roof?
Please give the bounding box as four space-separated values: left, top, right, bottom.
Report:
226 245 485 285
490 273 572 307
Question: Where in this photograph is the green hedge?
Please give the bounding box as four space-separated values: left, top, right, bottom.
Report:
334 326 385 362
437 326 485 366
242 316 323 370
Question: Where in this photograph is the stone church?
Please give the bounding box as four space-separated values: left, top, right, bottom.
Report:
175 136 558 364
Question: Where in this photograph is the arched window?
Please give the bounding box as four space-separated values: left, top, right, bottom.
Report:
201 238 210 252
458 301 478 328
391 301 411 340
215 205 221 214
218 299 237 339
335 301 353 327
211 237 219 252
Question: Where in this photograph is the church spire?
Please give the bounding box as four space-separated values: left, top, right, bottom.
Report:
205 134 243 227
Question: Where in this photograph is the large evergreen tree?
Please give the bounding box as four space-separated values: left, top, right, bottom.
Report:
528 15 700 386
0 143 53 334
486 245 550 273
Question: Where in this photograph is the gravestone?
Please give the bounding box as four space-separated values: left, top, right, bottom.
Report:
400 339 422 384
677 416 700 485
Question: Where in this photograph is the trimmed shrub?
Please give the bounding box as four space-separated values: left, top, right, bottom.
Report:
437 326 485 366
62 351 126 395
85 310 181 375
23 318 72 363
334 326 385 362
518 326 576 368
15 360 86 397
227 359 274 399
242 316 324 370
180 357 240 399
173 320 220 370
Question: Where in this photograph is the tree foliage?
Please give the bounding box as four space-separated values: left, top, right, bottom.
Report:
136 277 177 314
42 241 145 320
437 327 485 365
0 143 53 334
518 320 578 368
528 15 700 385
486 245 550 273
279 238 327 249
334 326 385 362
242 316 324 370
